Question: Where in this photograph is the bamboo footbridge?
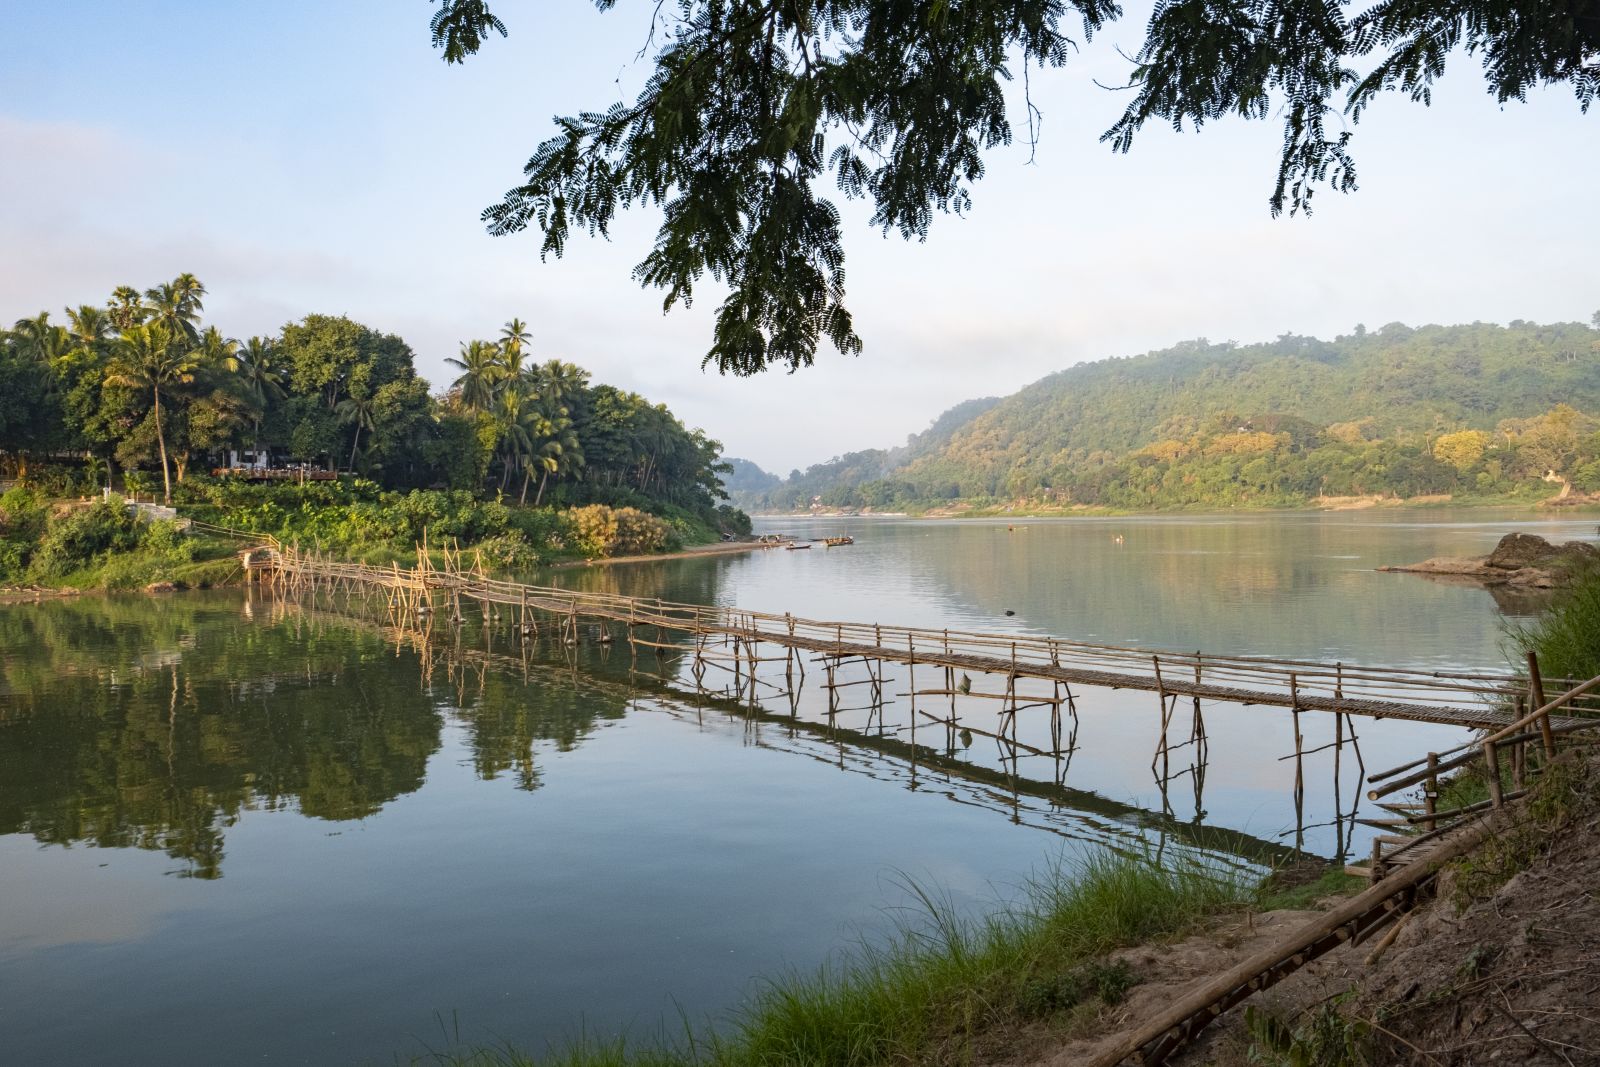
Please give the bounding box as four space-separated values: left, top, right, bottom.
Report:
246 541 1572 733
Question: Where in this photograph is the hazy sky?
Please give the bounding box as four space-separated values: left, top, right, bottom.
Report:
3 2 1595 474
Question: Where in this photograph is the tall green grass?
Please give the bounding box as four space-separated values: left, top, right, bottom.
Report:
406 850 1248 1067
1508 561 1600 684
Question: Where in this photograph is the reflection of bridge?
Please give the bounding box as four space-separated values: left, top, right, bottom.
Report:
276 598 1309 872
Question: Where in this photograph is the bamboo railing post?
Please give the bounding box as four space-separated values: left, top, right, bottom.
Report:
1423 753 1438 832
907 634 917 747
1527 651 1554 758
1483 741 1504 807
1290 672 1305 848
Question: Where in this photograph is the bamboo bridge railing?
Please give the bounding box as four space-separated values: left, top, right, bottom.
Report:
249 540 1577 732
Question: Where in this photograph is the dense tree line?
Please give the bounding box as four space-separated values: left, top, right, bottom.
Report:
0 275 739 531
740 319 1600 511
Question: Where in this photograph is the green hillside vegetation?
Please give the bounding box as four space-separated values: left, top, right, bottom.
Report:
0 275 747 586
742 319 1600 512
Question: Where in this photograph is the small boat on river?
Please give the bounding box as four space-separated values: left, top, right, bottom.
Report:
786 543 812 550
824 536 854 547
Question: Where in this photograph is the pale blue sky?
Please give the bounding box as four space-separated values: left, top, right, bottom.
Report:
3 1 1595 473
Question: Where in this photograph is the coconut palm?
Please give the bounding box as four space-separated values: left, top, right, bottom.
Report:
10 312 67 365
142 274 206 348
493 384 533 490
64 305 112 353
531 358 589 406
106 286 146 331
445 339 501 415
519 393 583 506
228 336 286 458
336 391 377 471
498 318 532 382
105 323 199 504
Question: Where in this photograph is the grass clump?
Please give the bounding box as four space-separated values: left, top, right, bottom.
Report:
1254 866 1364 913
1243 999 1371 1066
410 850 1248 1067
1507 560 1600 688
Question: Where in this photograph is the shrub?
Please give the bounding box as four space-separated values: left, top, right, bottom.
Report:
568 504 618 558
0 487 46 539
0 540 27 584
568 504 675 558
29 498 143 579
472 532 541 572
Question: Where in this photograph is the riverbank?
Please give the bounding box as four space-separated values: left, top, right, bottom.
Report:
1 482 750 593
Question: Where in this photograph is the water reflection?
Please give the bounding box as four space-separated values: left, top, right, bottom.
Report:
0 586 1355 884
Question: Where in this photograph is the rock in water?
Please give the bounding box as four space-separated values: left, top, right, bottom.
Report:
1485 532 1598 571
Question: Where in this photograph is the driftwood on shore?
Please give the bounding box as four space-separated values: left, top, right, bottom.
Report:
1378 532 1598 588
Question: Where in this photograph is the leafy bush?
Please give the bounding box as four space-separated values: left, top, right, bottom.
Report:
29 498 143 579
568 504 675 558
0 487 46 539
472 532 541 572
0 540 27 584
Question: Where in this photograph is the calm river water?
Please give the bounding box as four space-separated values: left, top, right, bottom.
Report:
1 509 1593 1065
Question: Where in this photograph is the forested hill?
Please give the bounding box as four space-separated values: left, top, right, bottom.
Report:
739 318 1600 511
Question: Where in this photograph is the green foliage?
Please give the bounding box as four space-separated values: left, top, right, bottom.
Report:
1509 561 1600 683
567 505 675 559
0 487 46 538
3 497 211 590
28 499 144 579
1244 1001 1370 1067
434 2 1596 370
741 320 1600 512
6 279 743 537
1254 867 1364 912
471 531 542 571
1017 959 1139 1017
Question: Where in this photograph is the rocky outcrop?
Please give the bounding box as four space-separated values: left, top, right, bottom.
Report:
1379 532 1598 588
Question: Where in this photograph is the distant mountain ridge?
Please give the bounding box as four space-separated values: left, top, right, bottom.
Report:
733 318 1600 511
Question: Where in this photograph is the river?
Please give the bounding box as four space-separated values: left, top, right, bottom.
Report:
1 509 1592 1065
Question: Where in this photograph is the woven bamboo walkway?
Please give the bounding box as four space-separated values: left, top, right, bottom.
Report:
252 544 1564 731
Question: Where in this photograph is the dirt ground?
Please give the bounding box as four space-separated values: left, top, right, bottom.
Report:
994 751 1600 1066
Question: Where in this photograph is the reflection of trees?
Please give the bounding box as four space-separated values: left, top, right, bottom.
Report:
0 596 441 878
359 615 647 791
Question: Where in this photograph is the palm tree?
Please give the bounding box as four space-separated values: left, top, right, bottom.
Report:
64 304 112 353
494 384 532 490
143 274 206 348
519 393 583 505
105 323 199 504
496 318 533 385
445 339 501 416
10 312 67 365
106 286 146 331
228 336 286 459
336 391 377 471
532 358 589 406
